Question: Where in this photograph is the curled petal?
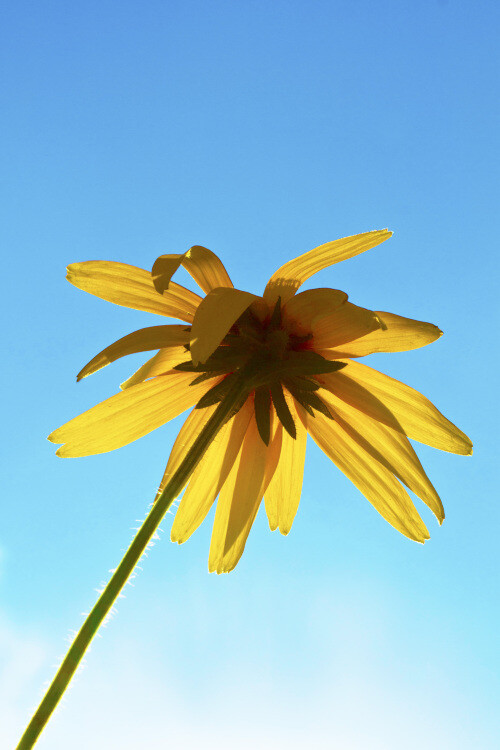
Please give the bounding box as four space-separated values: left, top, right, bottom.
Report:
283 288 348 335
67 261 201 322
264 230 392 304
190 287 258 365
311 302 380 350
120 349 188 390
152 245 233 295
77 325 190 381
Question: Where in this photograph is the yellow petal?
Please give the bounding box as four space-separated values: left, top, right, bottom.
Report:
320 360 473 455
323 311 442 358
170 398 253 542
120 348 188 389
190 287 258 365
311 302 380 350
265 398 307 534
155 403 218 500
208 412 282 573
298 405 430 542
262 416 283 491
48 372 219 457
320 389 444 522
249 297 273 323
77 325 190 381
67 261 201 322
152 245 233 295
264 230 393 305
283 288 348 335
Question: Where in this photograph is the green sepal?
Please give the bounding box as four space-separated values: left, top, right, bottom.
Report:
282 380 314 416
269 297 282 327
175 360 204 373
254 386 271 445
247 352 345 389
190 370 227 385
282 375 320 393
270 381 296 440
285 350 347 375
222 392 249 425
291 394 315 417
195 376 235 409
176 346 243 375
301 391 334 420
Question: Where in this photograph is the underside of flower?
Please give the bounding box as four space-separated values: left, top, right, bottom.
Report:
176 298 346 444
49 230 472 573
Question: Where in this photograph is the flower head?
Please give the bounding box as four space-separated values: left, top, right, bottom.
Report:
49 231 472 572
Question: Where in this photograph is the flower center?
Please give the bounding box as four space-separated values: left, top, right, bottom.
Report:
263 328 290 356
176 298 346 444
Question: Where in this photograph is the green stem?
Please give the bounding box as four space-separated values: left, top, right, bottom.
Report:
17 378 246 750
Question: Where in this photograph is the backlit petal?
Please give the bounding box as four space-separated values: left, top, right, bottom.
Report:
152 245 233 295
299 405 430 542
120 349 188 389
190 287 258 365
265 398 307 534
48 373 219 457
262 416 283 491
170 399 253 542
320 389 444 521
264 230 392 304
155 404 217 501
320 360 473 455
323 311 442 358
311 302 380 350
208 413 281 573
67 261 201 322
77 325 190 381
283 288 348 335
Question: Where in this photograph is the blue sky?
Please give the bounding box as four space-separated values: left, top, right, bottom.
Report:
1 1 499 747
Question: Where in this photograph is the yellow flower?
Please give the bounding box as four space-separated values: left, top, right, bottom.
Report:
49 230 472 573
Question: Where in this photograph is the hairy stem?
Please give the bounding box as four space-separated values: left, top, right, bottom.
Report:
17 377 246 750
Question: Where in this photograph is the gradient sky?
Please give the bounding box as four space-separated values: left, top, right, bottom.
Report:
1 1 499 748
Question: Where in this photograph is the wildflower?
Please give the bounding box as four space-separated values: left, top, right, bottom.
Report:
49 230 472 572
